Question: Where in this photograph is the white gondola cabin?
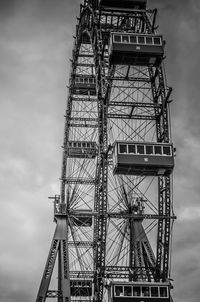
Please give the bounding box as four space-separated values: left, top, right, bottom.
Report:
100 0 147 9
109 33 164 67
73 76 96 95
108 282 171 302
66 141 97 159
113 141 174 176
70 279 93 297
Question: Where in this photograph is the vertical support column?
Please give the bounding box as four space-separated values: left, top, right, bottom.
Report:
163 176 171 281
55 217 71 302
36 217 70 302
92 21 108 301
36 238 59 302
58 239 71 302
156 176 164 281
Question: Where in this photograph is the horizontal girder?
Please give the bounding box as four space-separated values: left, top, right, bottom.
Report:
107 213 176 220
109 102 161 108
68 123 98 128
107 114 157 120
68 241 93 247
70 271 94 278
64 178 97 185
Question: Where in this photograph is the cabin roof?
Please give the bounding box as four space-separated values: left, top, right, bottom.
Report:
111 281 170 286
113 141 173 146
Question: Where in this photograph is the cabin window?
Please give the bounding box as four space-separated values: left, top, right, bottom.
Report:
89 78 93 83
130 36 137 44
154 146 162 155
78 142 81 147
154 37 161 45
128 144 136 154
146 36 153 44
142 287 150 297
137 145 145 154
114 35 121 43
163 146 171 156
133 286 140 296
122 35 129 43
82 143 86 147
151 287 159 297
146 145 153 155
119 144 127 154
138 36 145 44
160 287 168 297
124 286 132 296
84 78 88 84
115 286 123 296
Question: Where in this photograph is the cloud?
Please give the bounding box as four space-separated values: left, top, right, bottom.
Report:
0 1 82 301
179 207 200 221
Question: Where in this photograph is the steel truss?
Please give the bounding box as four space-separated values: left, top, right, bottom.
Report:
36 1 175 302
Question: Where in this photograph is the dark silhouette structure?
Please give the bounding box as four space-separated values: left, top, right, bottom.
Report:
36 1 175 301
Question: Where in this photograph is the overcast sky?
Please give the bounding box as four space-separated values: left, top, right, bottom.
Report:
0 0 200 302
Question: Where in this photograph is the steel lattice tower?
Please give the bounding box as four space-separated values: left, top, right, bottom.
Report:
36 1 176 302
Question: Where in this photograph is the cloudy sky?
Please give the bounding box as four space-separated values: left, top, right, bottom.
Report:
0 0 200 301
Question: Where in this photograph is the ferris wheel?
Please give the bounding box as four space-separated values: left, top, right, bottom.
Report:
36 1 176 302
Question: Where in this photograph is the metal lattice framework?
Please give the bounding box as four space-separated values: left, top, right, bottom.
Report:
36 1 175 302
